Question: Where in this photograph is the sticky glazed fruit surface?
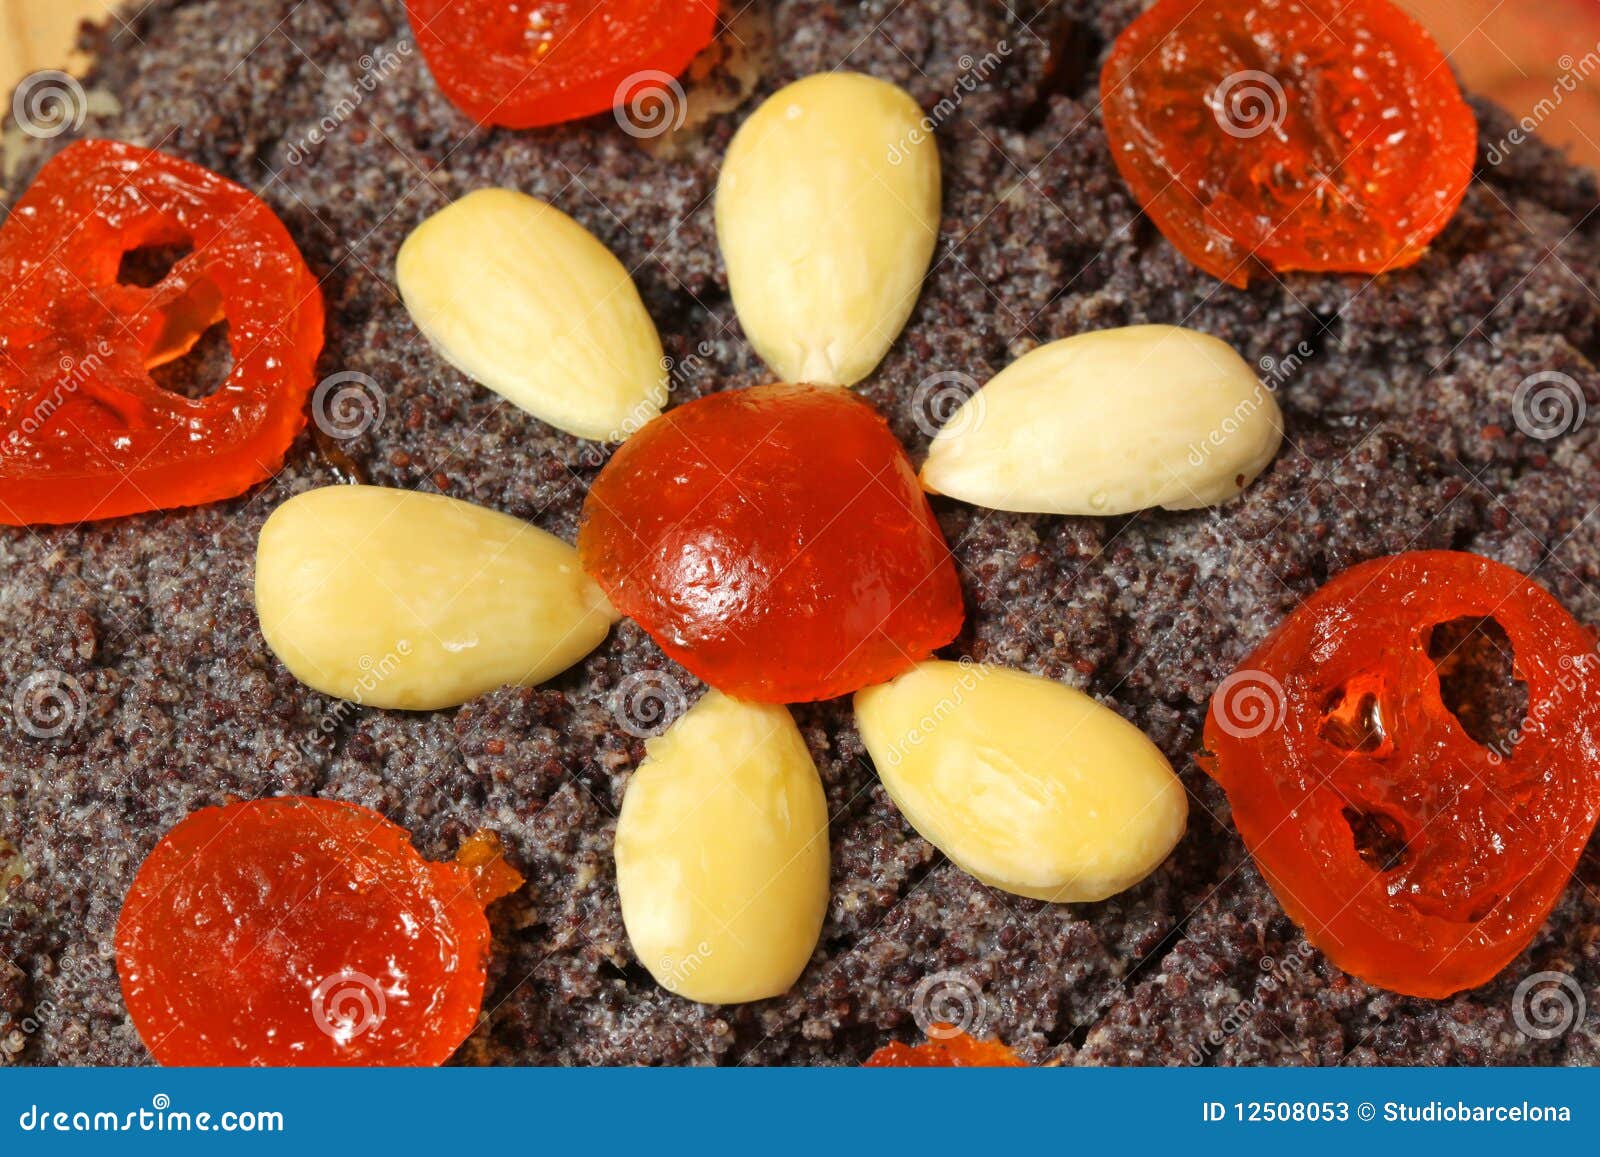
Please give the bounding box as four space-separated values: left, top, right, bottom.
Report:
1201 551 1600 997
115 797 504 1066
578 383 965 703
0 139 323 525
406 0 719 129
1100 0 1476 286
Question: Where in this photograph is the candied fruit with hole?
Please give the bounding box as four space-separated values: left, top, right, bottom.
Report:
1202 551 1600 997
0 139 323 525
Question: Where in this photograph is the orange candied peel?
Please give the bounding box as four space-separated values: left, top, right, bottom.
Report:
1100 0 1476 287
865 1027 1026 1068
116 797 520 1066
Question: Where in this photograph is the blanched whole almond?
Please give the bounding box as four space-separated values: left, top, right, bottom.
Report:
715 72 940 387
854 660 1186 902
921 325 1283 514
255 485 617 710
396 188 667 442
615 691 829 1004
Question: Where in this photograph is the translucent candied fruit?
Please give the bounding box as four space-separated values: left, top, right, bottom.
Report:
115 797 521 1066
578 383 965 703
1100 0 1476 286
1202 551 1600 997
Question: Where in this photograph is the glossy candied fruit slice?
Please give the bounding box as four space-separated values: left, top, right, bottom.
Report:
1100 0 1476 287
865 1027 1026 1067
115 797 521 1066
1201 551 1600 997
577 383 965 703
407 0 719 129
0 139 323 525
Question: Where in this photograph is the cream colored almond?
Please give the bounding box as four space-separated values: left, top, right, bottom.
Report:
922 325 1283 515
855 661 1186 903
715 72 940 387
397 188 667 442
615 691 829 1005
255 486 617 710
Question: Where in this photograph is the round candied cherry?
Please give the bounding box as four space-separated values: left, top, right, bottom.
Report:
1201 551 1600 997
407 0 719 129
1100 0 1476 287
578 383 965 703
864 1027 1025 1067
115 797 521 1066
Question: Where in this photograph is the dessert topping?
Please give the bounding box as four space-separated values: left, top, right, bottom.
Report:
855 661 1187 902
255 485 617 709
1201 551 1600 997
716 72 941 386
921 325 1282 515
116 797 520 1066
1100 0 1476 286
397 189 667 442
406 0 719 129
578 383 964 703
614 691 830 1004
865 1028 1026 1067
0 139 323 525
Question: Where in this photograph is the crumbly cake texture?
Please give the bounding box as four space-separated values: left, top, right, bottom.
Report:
2 0 1600 1066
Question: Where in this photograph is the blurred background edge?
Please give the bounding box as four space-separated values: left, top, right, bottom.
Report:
0 1 1599 170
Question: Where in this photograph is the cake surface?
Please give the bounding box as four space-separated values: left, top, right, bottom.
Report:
3 0 1600 1066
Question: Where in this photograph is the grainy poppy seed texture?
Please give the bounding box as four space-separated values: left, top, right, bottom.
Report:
3 0 1600 1066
